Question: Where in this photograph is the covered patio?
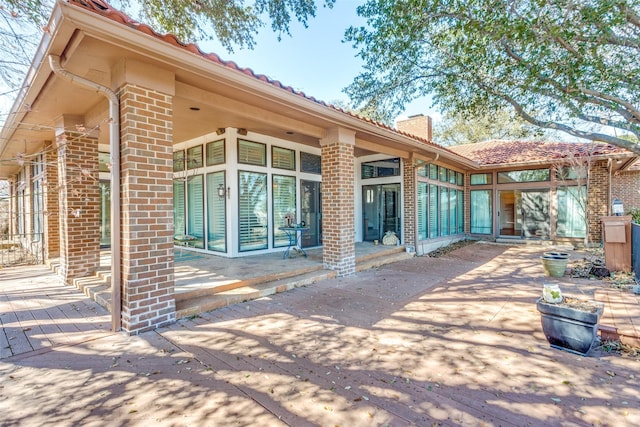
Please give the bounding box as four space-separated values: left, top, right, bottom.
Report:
61 242 413 319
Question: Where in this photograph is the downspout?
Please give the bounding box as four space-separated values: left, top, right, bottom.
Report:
48 55 121 331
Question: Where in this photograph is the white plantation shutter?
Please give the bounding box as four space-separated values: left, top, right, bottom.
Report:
238 140 266 166
187 175 204 248
239 171 268 251
206 140 225 165
272 175 296 247
207 172 226 252
272 146 295 170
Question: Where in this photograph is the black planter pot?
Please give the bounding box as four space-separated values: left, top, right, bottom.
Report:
536 298 604 356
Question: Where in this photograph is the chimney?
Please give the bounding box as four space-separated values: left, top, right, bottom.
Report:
396 114 432 141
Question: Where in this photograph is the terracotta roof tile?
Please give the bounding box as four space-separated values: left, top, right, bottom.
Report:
68 0 459 155
449 140 630 166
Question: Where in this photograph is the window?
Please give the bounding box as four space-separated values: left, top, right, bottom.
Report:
238 171 268 251
31 155 44 242
557 186 586 238
272 146 296 170
361 158 400 179
440 187 449 236
457 190 464 234
470 173 492 185
449 170 457 185
497 169 550 183
429 164 438 180
173 150 185 172
186 175 204 248
417 182 428 240
187 145 203 170
238 139 267 166
300 152 321 174
556 166 587 181
428 184 438 238
417 165 428 177
439 166 448 182
173 180 186 236
206 140 225 166
470 190 492 234
449 188 457 235
272 175 297 247
457 172 464 186
206 172 226 252
99 152 111 173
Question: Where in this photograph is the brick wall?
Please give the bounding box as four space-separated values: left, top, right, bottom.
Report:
612 170 640 212
320 130 355 277
44 141 60 258
119 83 175 334
587 160 610 244
402 160 416 247
55 130 100 281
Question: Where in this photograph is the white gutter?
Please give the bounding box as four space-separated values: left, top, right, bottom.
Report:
48 55 121 332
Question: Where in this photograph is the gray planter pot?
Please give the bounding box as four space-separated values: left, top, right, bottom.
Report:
541 255 569 277
536 297 604 356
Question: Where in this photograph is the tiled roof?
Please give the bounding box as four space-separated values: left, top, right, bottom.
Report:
67 0 457 155
448 140 630 166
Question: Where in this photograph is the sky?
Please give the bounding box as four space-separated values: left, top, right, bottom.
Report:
197 0 439 123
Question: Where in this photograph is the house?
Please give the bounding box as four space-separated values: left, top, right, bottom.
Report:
0 0 638 334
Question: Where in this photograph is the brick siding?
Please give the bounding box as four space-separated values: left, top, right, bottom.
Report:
612 171 640 212
587 160 610 243
119 84 176 334
402 160 416 247
320 137 355 276
55 130 100 281
44 141 60 258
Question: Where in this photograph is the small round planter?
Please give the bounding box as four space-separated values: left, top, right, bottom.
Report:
543 251 570 259
536 298 604 356
541 255 569 277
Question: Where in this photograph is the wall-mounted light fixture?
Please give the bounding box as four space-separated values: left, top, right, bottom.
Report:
612 197 624 216
217 184 230 200
216 127 226 135
237 128 248 136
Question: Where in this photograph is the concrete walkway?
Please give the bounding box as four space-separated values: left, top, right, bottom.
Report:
1 243 639 426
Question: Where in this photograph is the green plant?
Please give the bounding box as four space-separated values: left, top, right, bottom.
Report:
627 207 640 224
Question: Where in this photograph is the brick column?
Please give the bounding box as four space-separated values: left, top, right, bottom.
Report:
587 160 609 244
44 141 60 258
402 159 416 247
55 119 100 282
119 83 175 334
320 127 356 276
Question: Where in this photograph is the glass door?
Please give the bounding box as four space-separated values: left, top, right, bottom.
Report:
301 180 321 248
362 184 401 241
521 190 550 238
498 190 518 236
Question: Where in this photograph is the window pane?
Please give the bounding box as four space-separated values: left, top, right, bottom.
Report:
239 171 268 251
497 169 550 183
206 172 226 252
173 180 185 237
238 139 267 166
272 146 296 170
173 150 185 172
440 187 449 236
449 170 457 184
417 182 428 240
187 175 204 248
457 190 464 234
557 186 586 238
429 164 438 180
300 152 321 174
272 175 297 247
449 189 457 235
471 190 492 234
439 166 448 182
361 158 400 179
470 173 491 185
187 145 203 169
206 140 225 166
457 172 464 187
429 184 438 238
417 165 428 177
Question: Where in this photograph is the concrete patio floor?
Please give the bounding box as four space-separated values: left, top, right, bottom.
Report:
1 243 639 426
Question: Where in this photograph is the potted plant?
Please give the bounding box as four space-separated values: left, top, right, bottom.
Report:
536 291 604 356
541 252 570 277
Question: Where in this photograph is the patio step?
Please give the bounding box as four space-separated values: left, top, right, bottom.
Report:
176 269 337 319
356 247 415 272
46 259 112 312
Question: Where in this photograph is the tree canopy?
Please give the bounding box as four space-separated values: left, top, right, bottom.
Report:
0 0 334 88
344 0 640 154
433 109 547 146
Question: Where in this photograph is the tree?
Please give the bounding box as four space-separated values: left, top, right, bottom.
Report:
0 0 333 89
344 0 640 154
433 109 547 146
